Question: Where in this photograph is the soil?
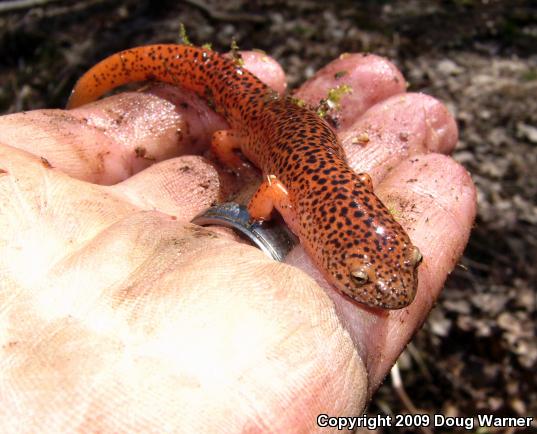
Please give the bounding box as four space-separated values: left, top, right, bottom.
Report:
1 0 536 430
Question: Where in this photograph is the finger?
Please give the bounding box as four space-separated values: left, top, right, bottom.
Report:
294 53 457 184
0 89 226 185
294 53 406 130
229 50 287 95
347 154 475 390
0 51 286 185
340 93 458 184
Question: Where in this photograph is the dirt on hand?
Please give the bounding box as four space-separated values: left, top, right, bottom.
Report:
1 0 536 426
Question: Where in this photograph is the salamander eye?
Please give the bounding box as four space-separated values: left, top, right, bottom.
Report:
411 246 423 267
350 269 369 286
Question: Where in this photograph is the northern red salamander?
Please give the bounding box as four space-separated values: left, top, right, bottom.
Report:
67 44 422 309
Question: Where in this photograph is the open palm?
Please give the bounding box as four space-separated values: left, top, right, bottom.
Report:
0 50 475 432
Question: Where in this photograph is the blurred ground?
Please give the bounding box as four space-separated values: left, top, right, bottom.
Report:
1 0 536 429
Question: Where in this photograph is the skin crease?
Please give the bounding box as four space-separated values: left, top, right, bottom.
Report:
0 51 476 432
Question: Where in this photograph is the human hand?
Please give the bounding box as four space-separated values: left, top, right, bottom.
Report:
0 50 475 431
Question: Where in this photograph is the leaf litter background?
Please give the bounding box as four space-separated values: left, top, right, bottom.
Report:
1 0 535 431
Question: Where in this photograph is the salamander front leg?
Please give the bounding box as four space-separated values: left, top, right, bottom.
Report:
357 172 373 189
248 175 299 232
211 129 246 170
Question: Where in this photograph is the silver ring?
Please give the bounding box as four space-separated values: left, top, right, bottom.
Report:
191 202 298 262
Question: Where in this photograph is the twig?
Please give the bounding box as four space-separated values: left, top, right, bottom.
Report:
181 0 266 23
0 0 64 14
391 363 433 434
406 342 433 382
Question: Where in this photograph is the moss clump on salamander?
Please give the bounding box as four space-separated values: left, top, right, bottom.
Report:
289 97 306 108
178 23 192 46
230 39 244 67
316 84 353 118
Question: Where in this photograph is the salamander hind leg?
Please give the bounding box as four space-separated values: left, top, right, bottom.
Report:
211 129 248 171
248 175 299 232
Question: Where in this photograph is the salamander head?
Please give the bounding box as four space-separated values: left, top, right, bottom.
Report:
342 239 422 309
307 173 422 309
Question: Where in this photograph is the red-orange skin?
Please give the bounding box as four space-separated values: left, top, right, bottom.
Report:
67 44 421 309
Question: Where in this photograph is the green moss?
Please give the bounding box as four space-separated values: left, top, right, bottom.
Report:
316 106 328 118
230 38 244 66
388 205 401 218
289 97 306 107
178 23 192 46
293 24 315 38
316 84 352 118
521 69 537 82
327 84 352 104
